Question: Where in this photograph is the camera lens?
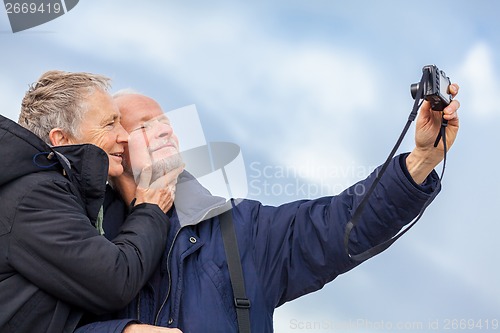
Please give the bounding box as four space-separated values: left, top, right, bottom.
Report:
410 83 419 99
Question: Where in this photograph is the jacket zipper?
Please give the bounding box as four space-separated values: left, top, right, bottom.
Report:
154 226 183 326
152 202 227 325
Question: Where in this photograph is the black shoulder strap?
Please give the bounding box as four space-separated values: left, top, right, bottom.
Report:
220 209 251 333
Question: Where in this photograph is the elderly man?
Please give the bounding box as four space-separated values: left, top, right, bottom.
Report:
0 71 182 333
80 82 460 333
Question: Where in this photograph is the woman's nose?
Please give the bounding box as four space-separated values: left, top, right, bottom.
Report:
116 122 129 143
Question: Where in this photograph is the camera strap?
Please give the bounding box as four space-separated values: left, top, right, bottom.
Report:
220 208 251 333
343 70 448 262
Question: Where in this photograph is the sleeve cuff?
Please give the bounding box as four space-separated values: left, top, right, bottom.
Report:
398 153 440 194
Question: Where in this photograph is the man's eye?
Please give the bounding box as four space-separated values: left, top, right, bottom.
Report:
132 125 146 132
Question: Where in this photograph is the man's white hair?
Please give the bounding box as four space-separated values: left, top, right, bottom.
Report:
112 88 142 99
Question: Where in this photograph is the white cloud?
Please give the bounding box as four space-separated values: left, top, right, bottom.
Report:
48 1 247 65
409 238 500 311
47 1 383 189
457 42 499 117
0 78 23 121
262 46 379 186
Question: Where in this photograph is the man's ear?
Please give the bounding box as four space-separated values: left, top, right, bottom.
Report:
49 128 74 146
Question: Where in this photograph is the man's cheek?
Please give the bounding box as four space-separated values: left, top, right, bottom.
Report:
128 144 151 170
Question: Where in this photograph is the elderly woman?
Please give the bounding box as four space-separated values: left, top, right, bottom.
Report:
0 71 182 333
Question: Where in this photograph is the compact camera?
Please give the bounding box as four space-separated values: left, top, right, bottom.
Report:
410 65 452 111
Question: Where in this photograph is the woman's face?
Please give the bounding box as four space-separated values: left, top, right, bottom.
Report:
74 89 128 177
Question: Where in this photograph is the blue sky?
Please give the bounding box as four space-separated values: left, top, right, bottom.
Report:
1 1 499 332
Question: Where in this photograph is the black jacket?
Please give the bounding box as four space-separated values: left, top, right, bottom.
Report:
0 114 169 333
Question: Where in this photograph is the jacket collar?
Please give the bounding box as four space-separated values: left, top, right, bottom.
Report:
174 171 229 227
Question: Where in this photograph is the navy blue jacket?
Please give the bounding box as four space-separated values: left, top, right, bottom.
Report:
0 115 170 333
79 155 439 332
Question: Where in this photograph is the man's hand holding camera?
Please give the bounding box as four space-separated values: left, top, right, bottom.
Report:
406 82 460 184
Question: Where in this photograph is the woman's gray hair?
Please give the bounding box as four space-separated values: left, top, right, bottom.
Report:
18 70 111 144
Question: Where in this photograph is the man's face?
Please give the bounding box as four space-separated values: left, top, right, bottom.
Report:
74 89 128 177
115 94 181 180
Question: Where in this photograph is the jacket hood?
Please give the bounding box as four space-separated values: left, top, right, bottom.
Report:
0 114 109 223
52 144 109 223
0 114 57 186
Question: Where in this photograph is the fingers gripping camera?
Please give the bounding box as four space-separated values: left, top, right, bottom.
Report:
410 65 452 111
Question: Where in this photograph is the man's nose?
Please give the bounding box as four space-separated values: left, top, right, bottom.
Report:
152 121 172 138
